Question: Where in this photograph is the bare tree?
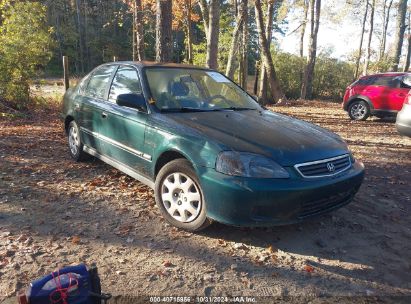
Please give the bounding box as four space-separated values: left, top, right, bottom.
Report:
240 0 249 89
299 0 309 59
258 1 274 103
198 0 209 41
206 0 220 69
380 0 393 60
354 0 369 79
404 11 411 71
75 0 85 73
255 0 285 104
300 0 321 100
226 0 246 79
363 0 375 76
391 0 408 71
300 0 309 83
185 0 193 64
156 0 173 62
133 0 144 61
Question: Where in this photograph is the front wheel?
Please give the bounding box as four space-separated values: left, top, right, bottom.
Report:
154 159 211 231
348 100 370 121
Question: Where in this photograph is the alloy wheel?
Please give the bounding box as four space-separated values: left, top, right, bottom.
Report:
68 125 80 156
350 103 367 120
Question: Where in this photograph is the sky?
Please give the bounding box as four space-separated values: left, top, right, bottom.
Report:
275 2 398 61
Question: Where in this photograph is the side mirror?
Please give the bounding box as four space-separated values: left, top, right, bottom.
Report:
116 93 146 111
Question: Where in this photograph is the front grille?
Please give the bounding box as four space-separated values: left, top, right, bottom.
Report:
295 154 351 178
298 189 355 219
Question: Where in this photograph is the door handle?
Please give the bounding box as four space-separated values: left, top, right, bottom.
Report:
74 103 80 111
101 112 108 119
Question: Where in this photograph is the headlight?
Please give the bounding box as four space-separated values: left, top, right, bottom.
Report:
216 151 289 178
349 152 356 164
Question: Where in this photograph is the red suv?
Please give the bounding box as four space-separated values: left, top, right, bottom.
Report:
342 72 411 120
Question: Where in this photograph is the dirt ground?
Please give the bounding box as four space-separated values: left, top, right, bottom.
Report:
1 100 411 303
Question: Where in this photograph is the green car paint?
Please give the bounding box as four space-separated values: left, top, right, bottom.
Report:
62 62 365 227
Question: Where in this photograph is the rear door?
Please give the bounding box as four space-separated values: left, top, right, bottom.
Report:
78 65 117 152
98 65 152 177
362 76 395 110
388 76 411 111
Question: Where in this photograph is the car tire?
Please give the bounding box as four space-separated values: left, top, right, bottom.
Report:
348 100 370 121
67 120 89 161
154 159 211 231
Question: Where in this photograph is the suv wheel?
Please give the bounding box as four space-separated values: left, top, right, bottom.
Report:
67 120 89 161
154 159 211 231
348 100 370 121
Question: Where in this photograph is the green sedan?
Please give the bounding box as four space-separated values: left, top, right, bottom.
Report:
62 62 365 231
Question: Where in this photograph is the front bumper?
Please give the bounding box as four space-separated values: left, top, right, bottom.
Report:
198 161 365 227
396 103 411 138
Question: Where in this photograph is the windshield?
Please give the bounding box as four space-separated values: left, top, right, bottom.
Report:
144 68 260 112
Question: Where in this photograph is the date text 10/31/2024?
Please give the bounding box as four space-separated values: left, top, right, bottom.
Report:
149 296 257 303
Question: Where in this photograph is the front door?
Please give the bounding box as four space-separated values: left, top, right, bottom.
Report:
98 65 152 177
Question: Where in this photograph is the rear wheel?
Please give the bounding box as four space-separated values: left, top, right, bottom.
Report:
154 159 211 231
67 120 89 161
348 100 370 121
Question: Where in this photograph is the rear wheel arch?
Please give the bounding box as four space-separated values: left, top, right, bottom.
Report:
346 96 374 112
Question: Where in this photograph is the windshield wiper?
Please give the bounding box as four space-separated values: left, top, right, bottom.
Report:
160 107 214 113
215 107 257 111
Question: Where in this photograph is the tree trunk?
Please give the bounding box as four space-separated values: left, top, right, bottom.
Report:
198 0 209 41
240 0 249 89
363 0 375 76
186 0 193 64
258 1 274 103
255 0 285 104
254 61 260 95
300 0 309 58
75 0 84 73
206 0 220 69
226 0 246 79
380 0 393 60
133 0 145 61
156 0 173 62
391 0 408 71
300 0 321 100
354 0 369 79
404 12 411 71
300 0 309 85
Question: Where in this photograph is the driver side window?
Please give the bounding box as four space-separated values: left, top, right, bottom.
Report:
109 66 142 103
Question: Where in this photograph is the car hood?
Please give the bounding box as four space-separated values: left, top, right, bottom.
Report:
158 110 349 166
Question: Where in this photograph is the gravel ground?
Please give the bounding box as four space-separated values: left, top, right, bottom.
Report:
1 100 411 303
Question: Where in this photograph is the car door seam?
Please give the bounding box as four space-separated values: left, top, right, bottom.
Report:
79 126 152 161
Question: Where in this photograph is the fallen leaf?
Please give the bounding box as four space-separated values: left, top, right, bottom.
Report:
71 236 80 244
267 245 278 254
162 260 173 267
304 265 314 273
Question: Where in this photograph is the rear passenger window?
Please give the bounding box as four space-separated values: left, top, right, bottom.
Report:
356 77 375 86
371 76 395 87
109 66 142 103
85 65 117 99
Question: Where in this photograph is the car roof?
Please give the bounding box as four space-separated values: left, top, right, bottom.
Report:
106 61 212 71
361 72 410 78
